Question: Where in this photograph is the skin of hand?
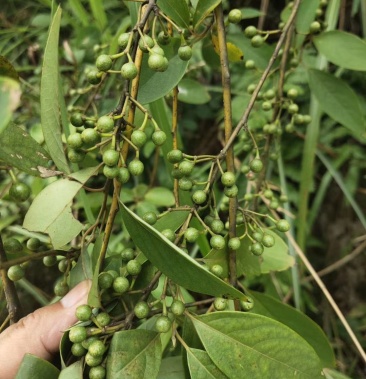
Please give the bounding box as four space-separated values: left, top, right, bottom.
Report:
0 280 91 379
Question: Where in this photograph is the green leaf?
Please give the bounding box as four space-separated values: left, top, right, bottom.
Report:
314 31 366 71
23 179 83 248
239 7 263 19
15 354 59 379
157 356 185 379
120 202 245 300
178 79 211 105
294 0 318 47
88 234 104 308
187 348 228 379
138 38 189 104
308 69 365 136
192 312 323 379
323 368 353 379
154 210 190 232
0 55 19 80
158 0 190 29
145 187 175 207
0 77 21 135
107 329 162 378
41 6 70 173
193 0 221 29
0 123 50 176
58 360 83 379
90 0 107 30
249 291 335 368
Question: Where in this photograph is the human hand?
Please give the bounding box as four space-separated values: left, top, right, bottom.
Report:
0 280 91 379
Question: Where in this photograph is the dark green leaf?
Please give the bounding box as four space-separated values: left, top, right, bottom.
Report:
157 356 185 379
187 348 228 379
295 0 318 47
58 360 83 379
145 187 175 207
154 210 190 232
308 69 365 135
314 31 366 71
249 291 335 368
0 123 50 175
192 312 323 379
239 7 263 19
193 0 221 29
107 329 162 378
90 0 107 30
178 79 211 105
120 202 246 300
15 354 59 379
41 6 70 173
158 0 190 29
0 55 19 80
0 77 21 135
138 38 189 105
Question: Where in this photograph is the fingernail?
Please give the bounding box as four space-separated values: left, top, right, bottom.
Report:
60 280 91 308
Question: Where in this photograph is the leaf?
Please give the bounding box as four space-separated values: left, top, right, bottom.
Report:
193 0 220 29
41 6 70 173
0 77 21 135
120 202 246 300
212 35 244 62
154 210 190 232
145 187 175 207
240 7 263 19
308 69 365 136
323 368 353 379
314 31 366 71
23 179 83 248
192 312 324 379
138 38 189 104
187 348 228 379
178 79 211 105
158 0 190 29
0 55 19 80
15 354 59 379
90 0 107 30
157 356 185 379
106 329 162 378
0 123 50 176
58 360 83 379
249 291 335 368
88 234 104 308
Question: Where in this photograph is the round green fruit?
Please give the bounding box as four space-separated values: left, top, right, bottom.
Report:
210 219 224 234
252 231 263 243
96 54 113 72
167 149 183 163
221 171 236 187
192 190 207 205
70 113 84 127
228 237 241 250
117 167 130 183
224 184 238 198
178 177 193 191
10 182 31 202
69 326 87 343
103 165 119 179
89 366 106 379
148 53 167 72
262 101 272 111
103 149 119 167
150 44 165 56
157 31 171 45
86 69 102 85
89 340 106 357
210 235 226 250
118 33 130 48
287 88 298 99
97 115 114 133
82 128 100 145
113 276 130 293
210 264 224 278
288 103 299 114
170 300 185 316
178 45 192 61
71 343 87 357
121 248 135 262
134 301 150 319
155 315 172 333
143 211 158 225
240 296 254 311
98 272 114 289
68 149 85 163
58 259 68 273
126 259 142 276
251 35 264 47
310 21 321 33
43 255 57 267
244 25 257 38
250 242 264 256
152 130 167 146
249 158 263 173
228 9 242 24
76 304 92 322
121 62 138 80
85 352 103 367
161 229 175 242
4 238 23 254
7 265 25 281
214 297 227 311
131 130 147 148
245 59 256 69
262 234 275 248
276 219 290 232
139 35 154 52
54 281 69 297
128 159 144 176
178 160 194 176
184 227 199 243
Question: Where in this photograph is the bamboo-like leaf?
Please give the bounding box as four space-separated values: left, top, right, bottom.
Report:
193 0 221 29
158 0 190 29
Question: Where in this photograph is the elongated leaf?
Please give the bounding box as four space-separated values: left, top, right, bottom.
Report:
120 202 246 300
187 348 228 379
145 187 175 207
323 368 353 379
308 69 365 135
178 79 211 105
249 291 335 368
41 6 69 173
138 38 189 104
193 0 220 29
314 31 366 71
0 55 19 80
0 123 50 176
157 356 185 379
192 312 323 379
58 361 83 379
107 329 162 378
88 234 103 308
15 354 59 379
294 0 318 47
90 0 107 30
154 210 190 232
0 77 21 135
239 7 263 19
158 0 190 29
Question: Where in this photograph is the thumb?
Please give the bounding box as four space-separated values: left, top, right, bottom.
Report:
0 280 91 379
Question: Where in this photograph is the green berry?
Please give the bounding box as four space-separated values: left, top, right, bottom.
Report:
89 340 106 357
128 159 144 176
221 171 236 187
157 31 171 45
117 167 130 183
113 276 129 293
98 272 114 289
192 190 207 205
170 300 185 316
118 33 130 48
67 133 83 149
263 189 273 199
139 35 154 52
264 89 276 100
96 312 111 328
252 231 263 242
167 149 183 163
185 227 199 243
214 298 227 311
7 265 25 281
269 199 279 209
69 326 87 343
103 149 119 167
249 158 263 173
121 62 138 80
247 83 256 94
131 130 147 147
96 54 113 72
155 315 172 333
250 242 264 256
287 88 298 99
245 59 256 69
87 68 102 85
210 235 226 250
84 119 95 128
81 128 100 146
126 259 142 276
228 237 241 250
288 103 299 114
224 184 238 198
240 296 254 311
4 238 23 254
244 25 257 38
303 114 312 124
103 165 119 179
76 304 92 322
228 9 242 24
121 248 135 261
9 182 31 202
310 21 321 33
43 255 57 267
178 177 193 191
68 149 85 163
152 130 167 146
171 168 184 179
251 35 264 47
58 259 68 273
262 101 272 111
85 352 103 367
290 57 299 67
143 211 158 225
178 160 194 176
54 281 69 297
134 301 150 319
89 366 106 379
150 44 165 56
276 219 290 232
148 53 167 71
70 113 84 127
71 343 87 357
161 229 175 242
210 264 224 278
262 234 275 248
97 115 114 133
82 336 100 350
178 45 192 61
211 219 224 234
